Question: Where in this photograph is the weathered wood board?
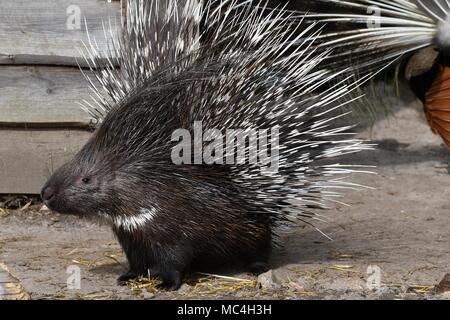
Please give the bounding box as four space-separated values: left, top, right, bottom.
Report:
0 0 120 66
0 130 91 194
0 65 96 126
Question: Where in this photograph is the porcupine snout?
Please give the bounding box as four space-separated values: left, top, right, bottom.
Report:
41 186 55 203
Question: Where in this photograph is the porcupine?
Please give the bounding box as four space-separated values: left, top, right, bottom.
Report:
307 0 450 147
40 0 371 290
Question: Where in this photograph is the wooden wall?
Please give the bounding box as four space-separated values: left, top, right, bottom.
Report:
0 0 120 194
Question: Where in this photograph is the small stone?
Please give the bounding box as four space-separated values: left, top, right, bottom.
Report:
438 291 450 300
327 278 366 292
142 290 155 299
177 283 192 295
436 274 450 293
288 281 306 292
40 205 50 212
377 286 401 299
296 277 314 291
257 270 281 290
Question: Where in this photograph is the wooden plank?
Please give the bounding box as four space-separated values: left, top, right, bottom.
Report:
0 129 91 194
0 0 120 66
0 65 96 126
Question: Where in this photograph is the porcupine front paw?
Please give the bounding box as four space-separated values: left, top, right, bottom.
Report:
117 271 141 286
248 262 270 275
117 268 160 286
155 270 183 291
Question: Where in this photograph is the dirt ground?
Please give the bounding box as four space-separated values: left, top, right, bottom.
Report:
1 96 449 300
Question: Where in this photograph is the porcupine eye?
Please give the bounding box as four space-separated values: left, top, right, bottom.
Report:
82 177 91 184
76 175 94 187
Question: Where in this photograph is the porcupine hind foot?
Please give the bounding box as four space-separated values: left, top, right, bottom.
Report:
117 263 185 290
248 262 270 275
152 244 193 290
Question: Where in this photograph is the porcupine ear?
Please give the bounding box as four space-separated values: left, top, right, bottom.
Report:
78 0 203 123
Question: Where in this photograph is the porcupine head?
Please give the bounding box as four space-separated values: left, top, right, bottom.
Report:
41 0 370 290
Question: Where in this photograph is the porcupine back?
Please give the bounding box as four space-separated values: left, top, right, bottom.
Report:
42 0 372 287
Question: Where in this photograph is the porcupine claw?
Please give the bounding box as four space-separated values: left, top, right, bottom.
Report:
155 270 183 291
117 271 141 286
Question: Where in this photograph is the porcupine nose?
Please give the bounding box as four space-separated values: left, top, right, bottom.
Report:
41 186 55 203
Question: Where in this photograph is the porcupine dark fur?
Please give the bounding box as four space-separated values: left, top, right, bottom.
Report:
41 0 371 290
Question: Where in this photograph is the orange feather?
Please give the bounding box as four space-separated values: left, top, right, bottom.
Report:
425 64 450 148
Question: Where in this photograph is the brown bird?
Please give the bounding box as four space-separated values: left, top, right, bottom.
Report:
411 54 450 147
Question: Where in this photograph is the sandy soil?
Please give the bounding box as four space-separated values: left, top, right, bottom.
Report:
0 97 449 300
